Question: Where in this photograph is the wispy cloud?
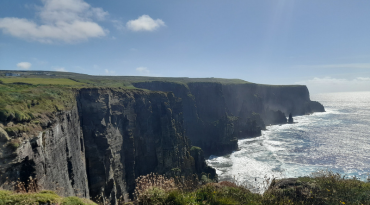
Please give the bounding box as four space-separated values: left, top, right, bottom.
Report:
294 63 370 69
17 62 32 69
112 19 125 31
136 67 150 75
296 77 370 93
126 15 165 32
0 0 108 43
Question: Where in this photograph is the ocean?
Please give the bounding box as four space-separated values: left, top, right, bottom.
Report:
206 91 370 193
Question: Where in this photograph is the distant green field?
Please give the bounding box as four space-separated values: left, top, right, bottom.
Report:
0 78 84 86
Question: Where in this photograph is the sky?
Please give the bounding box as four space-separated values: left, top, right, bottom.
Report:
1 0 370 93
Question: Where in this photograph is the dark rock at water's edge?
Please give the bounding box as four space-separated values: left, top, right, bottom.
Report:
288 113 294 123
264 110 287 125
133 82 325 156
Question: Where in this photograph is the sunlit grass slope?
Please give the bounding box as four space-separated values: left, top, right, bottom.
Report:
0 83 76 123
0 78 84 86
0 190 96 205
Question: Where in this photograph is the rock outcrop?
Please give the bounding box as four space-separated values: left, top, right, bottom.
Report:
0 107 89 198
288 113 294 123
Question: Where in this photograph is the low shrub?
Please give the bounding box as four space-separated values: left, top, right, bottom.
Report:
134 173 177 205
129 171 370 205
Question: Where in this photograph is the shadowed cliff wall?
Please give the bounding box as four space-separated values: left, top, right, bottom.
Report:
133 82 325 156
78 88 212 203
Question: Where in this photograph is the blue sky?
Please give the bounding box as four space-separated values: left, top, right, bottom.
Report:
1 0 370 93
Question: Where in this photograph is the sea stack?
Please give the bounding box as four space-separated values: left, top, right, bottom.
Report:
288 113 294 123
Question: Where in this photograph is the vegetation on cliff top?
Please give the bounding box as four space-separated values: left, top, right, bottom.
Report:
133 171 370 205
0 78 84 86
0 70 251 87
0 190 96 205
0 83 76 123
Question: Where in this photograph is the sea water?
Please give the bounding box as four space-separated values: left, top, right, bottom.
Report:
206 91 370 193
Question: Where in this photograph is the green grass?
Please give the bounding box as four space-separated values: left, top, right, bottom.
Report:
0 190 96 205
0 71 251 87
0 83 76 138
0 78 85 86
190 146 202 152
136 171 370 205
263 171 370 205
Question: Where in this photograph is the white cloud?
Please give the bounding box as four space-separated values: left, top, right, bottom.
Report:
17 62 32 69
357 77 370 81
295 63 370 69
54 67 66 72
136 67 150 75
126 15 165 32
0 0 108 43
296 77 370 93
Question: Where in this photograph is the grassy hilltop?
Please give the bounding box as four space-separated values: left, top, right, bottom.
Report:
0 70 250 87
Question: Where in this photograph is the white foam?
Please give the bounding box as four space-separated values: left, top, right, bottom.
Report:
207 92 370 192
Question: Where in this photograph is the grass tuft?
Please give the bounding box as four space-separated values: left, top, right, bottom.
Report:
128 171 370 205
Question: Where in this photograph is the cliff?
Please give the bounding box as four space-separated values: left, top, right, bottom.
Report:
0 87 215 204
0 74 325 204
78 88 213 202
133 81 325 156
0 106 89 198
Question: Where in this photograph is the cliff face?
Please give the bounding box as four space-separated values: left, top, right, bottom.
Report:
133 82 239 156
0 107 89 198
0 88 215 204
133 82 325 156
78 88 208 203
